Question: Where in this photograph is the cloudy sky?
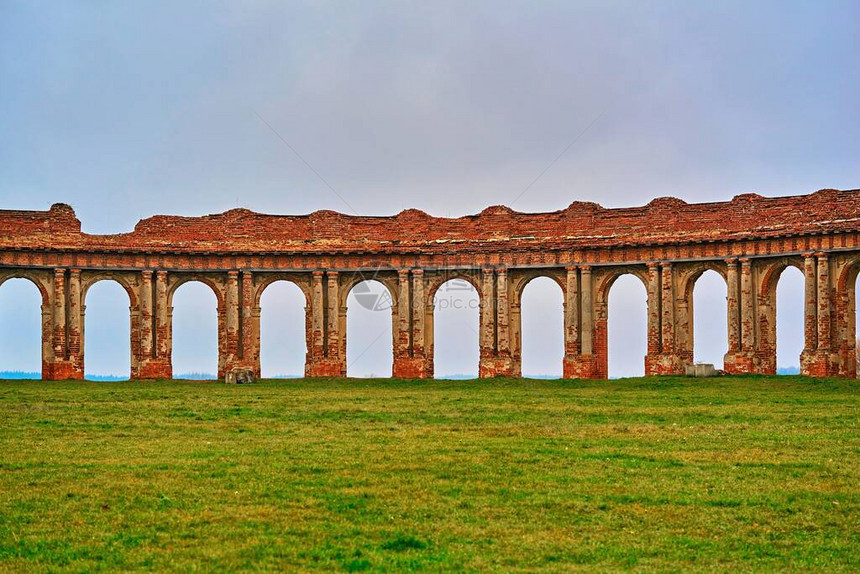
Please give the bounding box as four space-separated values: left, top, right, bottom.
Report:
1 1 858 377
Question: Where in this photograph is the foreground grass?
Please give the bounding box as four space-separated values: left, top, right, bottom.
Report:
0 376 857 572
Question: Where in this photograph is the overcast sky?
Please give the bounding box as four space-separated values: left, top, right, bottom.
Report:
1 2 857 377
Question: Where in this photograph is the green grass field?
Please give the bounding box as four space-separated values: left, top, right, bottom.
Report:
0 376 857 572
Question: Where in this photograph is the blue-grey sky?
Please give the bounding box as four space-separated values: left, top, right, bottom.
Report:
0 1 857 377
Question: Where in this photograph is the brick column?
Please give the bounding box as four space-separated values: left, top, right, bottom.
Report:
660 263 675 354
396 269 410 360
479 268 494 361
240 271 257 374
580 266 593 356
411 270 426 361
803 253 817 352
326 271 340 361
740 258 754 351
393 269 431 378
644 262 683 375
223 271 240 375
477 268 516 378
67 269 83 378
646 262 661 355
816 253 831 351
496 268 510 359
52 268 66 362
725 258 758 373
40 301 52 379
144 270 170 379
562 266 580 378
310 271 325 361
726 258 740 352
306 270 343 377
565 264 600 378
140 271 154 360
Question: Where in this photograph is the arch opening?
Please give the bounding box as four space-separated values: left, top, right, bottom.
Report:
520 277 563 378
172 281 218 379
692 270 728 369
84 280 131 381
260 280 306 378
608 274 647 379
433 278 480 379
776 266 804 375
0 278 42 378
346 280 393 378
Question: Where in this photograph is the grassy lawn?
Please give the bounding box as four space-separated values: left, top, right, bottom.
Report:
0 376 857 572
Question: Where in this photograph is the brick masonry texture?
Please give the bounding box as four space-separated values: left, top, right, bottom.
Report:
1 188 859 381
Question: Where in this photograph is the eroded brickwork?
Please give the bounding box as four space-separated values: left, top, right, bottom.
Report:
1 188 860 380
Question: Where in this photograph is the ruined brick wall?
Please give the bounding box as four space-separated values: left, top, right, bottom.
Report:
1 188 859 380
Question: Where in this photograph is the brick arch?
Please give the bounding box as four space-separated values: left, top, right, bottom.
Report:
254 275 311 308
595 267 649 305
678 261 727 301
427 272 482 303
81 274 138 308
0 271 50 308
836 254 860 292
339 272 399 310
759 257 804 299
167 275 224 310
510 270 566 308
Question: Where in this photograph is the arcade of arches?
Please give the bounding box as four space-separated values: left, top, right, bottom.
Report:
2 188 860 380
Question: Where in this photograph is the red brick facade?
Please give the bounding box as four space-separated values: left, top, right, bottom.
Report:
1 188 859 379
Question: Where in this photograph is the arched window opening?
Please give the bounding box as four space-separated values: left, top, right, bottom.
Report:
433 278 480 379
172 282 218 379
0 279 42 378
608 274 647 378
346 280 393 378
692 270 728 369
260 281 306 378
84 281 131 381
776 266 804 375
521 277 564 378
